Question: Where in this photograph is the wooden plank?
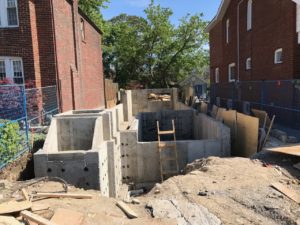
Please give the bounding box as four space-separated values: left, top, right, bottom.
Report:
116 201 138 219
50 208 84 225
265 145 300 157
216 107 226 121
211 105 218 119
33 193 92 199
271 183 300 204
21 210 57 225
21 188 30 201
31 203 50 212
0 216 23 225
222 110 237 141
0 200 32 215
260 115 275 151
252 109 271 128
200 102 208 114
233 113 259 157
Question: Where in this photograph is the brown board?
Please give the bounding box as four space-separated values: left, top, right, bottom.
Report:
200 102 208 114
252 109 271 128
222 110 237 141
233 113 259 157
216 107 226 122
271 183 300 204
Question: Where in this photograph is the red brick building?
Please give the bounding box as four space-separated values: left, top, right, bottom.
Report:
207 0 300 84
0 0 105 112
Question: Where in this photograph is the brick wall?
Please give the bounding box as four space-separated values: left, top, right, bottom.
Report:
209 0 299 84
52 0 105 111
0 0 36 82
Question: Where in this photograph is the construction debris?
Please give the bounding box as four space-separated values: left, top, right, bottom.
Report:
0 200 32 214
50 208 84 225
116 201 138 219
21 210 56 225
271 182 300 204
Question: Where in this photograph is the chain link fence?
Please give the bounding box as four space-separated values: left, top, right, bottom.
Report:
210 80 300 129
0 84 58 169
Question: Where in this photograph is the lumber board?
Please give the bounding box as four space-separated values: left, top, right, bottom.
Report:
21 210 57 225
222 110 237 141
50 208 84 225
216 107 226 121
233 113 259 157
0 200 32 214
211 105 218 119
265 145 300 157
200 102 208 114
116 201 138 219
31 203 50 212
0 216 23 225
252 109 271 128
21 188 30 201
271 183 300 204
33 193 92 199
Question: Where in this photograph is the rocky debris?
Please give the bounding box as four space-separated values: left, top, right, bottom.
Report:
147 199 221 225
270 129 299 143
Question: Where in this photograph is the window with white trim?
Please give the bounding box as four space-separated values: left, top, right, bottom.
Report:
247 0 252 31
0 57 24 84
228 63 236 82
0 0 19 27
215 68 220 83
226 19 230 43
246 57 251 70
274 48 283 64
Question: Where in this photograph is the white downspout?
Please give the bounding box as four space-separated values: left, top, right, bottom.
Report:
237 0 245 82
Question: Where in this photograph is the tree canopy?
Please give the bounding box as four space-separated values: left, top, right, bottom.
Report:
80 0 209 88
78 0 109 31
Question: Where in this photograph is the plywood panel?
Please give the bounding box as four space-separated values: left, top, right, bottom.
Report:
216 107 226 121
265 145 300 156
233 113 259 157
252 109 271 128
222 110 237 141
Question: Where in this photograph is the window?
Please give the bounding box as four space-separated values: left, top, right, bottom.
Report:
228 63 236 82
0 61 6 80
0 0 18 27
246 57 251 70
12 60 23 84
0 57 24 84
274 48 283 64
247 0 252 31
226 19 230 43
215 68 220 83
80 18 85 41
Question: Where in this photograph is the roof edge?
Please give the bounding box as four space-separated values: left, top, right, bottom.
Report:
205 0 230 32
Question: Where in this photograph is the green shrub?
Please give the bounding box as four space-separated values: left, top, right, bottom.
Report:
0 120 23 164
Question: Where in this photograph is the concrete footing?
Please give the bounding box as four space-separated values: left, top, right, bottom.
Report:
34 88 230 198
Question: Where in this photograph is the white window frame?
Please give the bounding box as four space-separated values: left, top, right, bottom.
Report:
247 0 252 31
228 63 236 82
215 68 220 83
246 57 251 70
274 48 283 64
226 19 230 43
0 57 24 84
0 0 19 28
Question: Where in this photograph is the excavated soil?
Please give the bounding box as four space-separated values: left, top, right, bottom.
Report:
140 152 300 225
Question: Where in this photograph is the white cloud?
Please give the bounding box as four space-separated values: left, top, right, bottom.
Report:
124 0 149 7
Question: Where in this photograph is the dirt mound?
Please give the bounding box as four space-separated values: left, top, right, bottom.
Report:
145 156 300 225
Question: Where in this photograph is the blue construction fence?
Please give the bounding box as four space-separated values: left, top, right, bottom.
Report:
210 79 300 129
0 84 58 169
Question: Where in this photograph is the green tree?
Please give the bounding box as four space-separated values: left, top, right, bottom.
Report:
103 0 209 88
78 0 109 31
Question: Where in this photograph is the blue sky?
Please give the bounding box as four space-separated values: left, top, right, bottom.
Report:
102 0 221 24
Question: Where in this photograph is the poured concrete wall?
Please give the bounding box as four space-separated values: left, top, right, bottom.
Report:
120 110 231 188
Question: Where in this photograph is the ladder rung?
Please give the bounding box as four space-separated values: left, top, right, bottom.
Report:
158 130 175 135
162 170 178 175
159 142 176 148
160 157 177 162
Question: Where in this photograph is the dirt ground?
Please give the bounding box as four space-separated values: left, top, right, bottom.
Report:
0 151 299 225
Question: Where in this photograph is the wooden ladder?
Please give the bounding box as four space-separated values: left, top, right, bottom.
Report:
157 119 179 182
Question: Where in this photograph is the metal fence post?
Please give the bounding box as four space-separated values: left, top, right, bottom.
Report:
21 85 30 150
